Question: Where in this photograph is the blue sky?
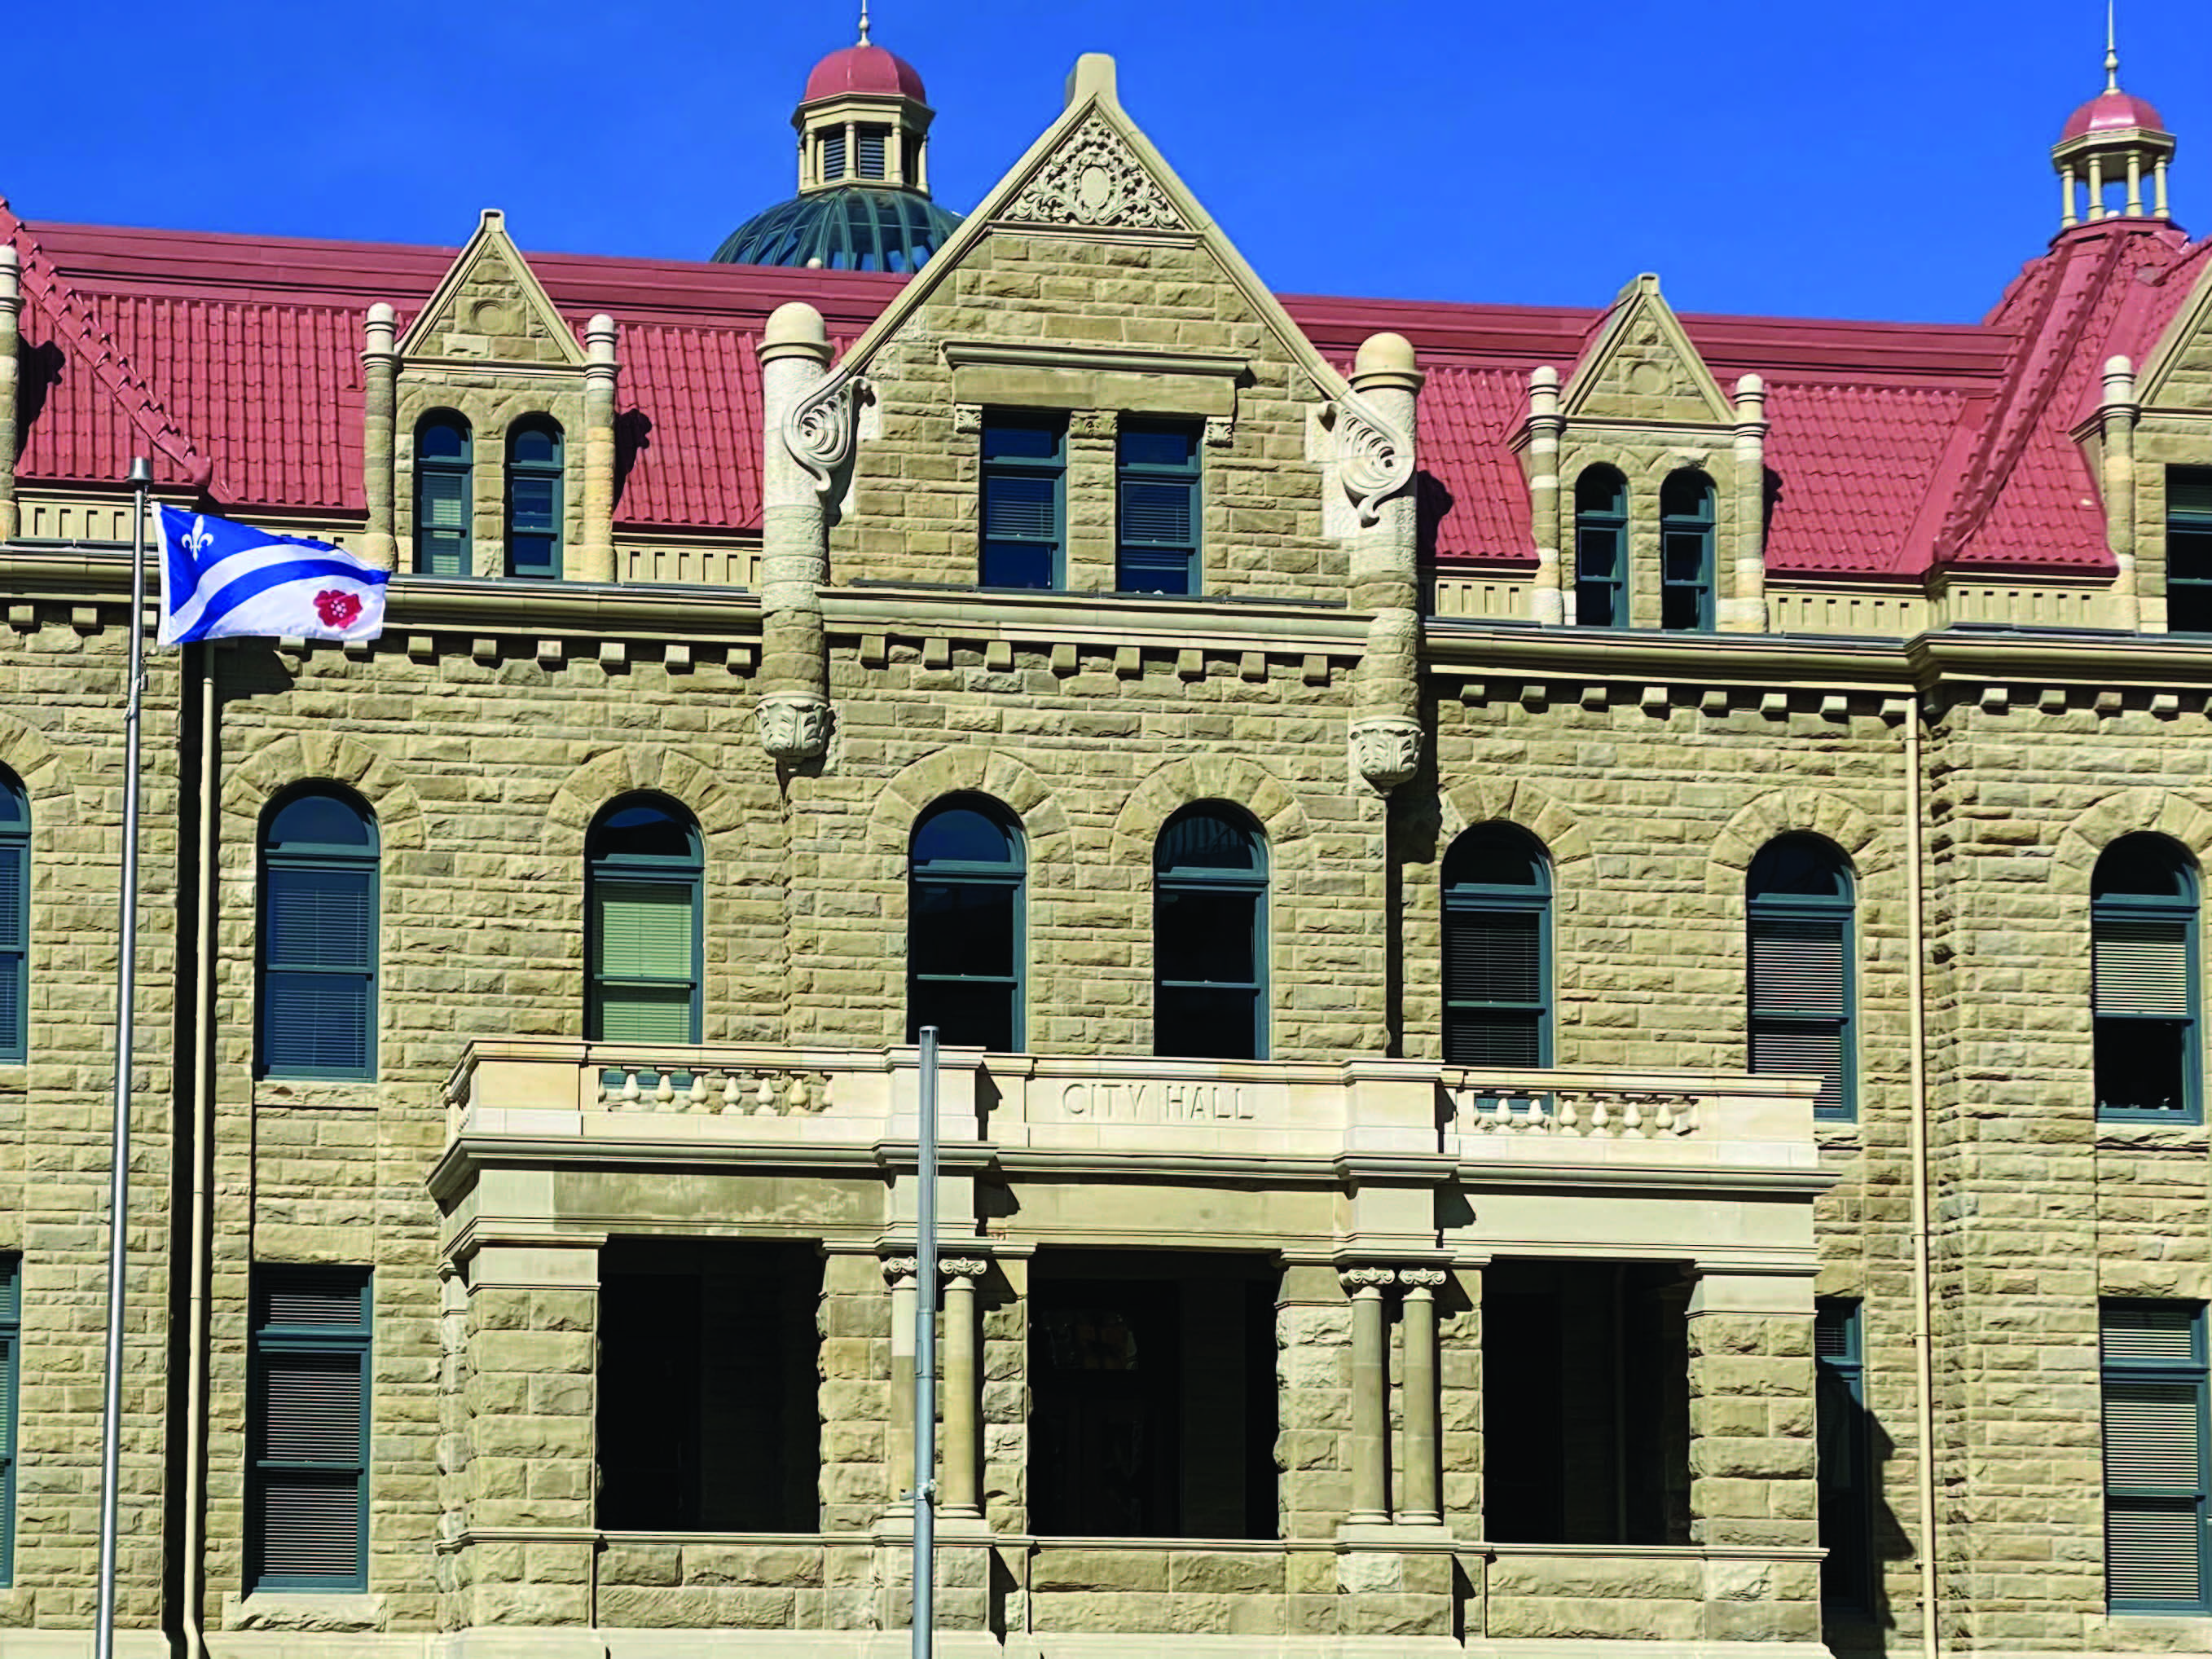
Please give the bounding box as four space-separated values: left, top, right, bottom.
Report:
10 0 2209 323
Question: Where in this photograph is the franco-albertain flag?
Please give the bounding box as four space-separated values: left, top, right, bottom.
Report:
156 507 389 647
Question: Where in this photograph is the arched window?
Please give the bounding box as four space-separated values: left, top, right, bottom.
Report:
1747 834 1855 1120
587 795 702 1045
908 796 1023 1051
1154 804 1267 1060
1574 466 1628 628
414 413 471 577
2094 834 2199 1121
258 788 378 1080
1660 469 1715 631
0 774 27 1063
1442 825 1550 1067
505 417 564 579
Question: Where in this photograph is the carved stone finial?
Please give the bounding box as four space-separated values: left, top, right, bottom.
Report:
1350 716 1423 792
1003 117 1181 231
757 692 832 762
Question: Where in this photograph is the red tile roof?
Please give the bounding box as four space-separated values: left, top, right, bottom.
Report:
6 200 2205 585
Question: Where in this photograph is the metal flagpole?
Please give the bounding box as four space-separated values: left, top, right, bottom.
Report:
913 1026 939 1659
95 457 153 1659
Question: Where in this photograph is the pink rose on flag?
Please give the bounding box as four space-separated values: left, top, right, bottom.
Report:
314 590 363 630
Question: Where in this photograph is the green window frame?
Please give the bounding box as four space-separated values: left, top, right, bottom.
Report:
248 1265 372 1593
2167 468 2212 634
1441 824 1552 1067
1154 803 1268 1061
257 788 377 1081
908 795 1024 1053
0 775 26 1065
2094 834 2200 1124
504 416 564 580
587 794 704 1045
1748 834 1857 1121
980 414 1065 590
1815 1299 1873 1613
2102 1300 2211 1613
0 1256 17 1586
1573 465 1628 628
413 412 471 577
1117 420 1201 596
1659 468 1715 631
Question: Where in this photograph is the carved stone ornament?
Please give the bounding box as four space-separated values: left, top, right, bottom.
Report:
1002 117 1182 231
881 1256 920 1283
1396 1268 1449 1292
783 372 870 499
939 1258 990 1282
756 692 832 763
1339 1265 1397 1294
1066 408 1115 438
1350 716 1423 793
1203 414 1234 448
1330 394 1414 526
952 403 983 435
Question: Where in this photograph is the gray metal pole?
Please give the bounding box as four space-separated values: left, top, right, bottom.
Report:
95 458 152 1659
913 1027 939 1659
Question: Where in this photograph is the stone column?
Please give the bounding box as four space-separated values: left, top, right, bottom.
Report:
1396 1269 1445 1525
939 1258 987 1520
1525 365 1564 625
0 246 19 546
2127 152 2144 218
2090 154 2106 219
2100 355 2143 630
2157 160 2171 218
756 301 842 763
1346 332 1427 793
882 1256 918 1516
1724 374 1769 633
358 302 398 571
577 313 619 583
2061 166 2079 229
1342 1266 1395 1525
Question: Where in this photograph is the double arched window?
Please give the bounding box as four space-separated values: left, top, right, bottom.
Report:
257 788 379 1080
1573 466 1628 628
0 774 27 1064
2093 834 2199 1121
1746 835 1855 1120
586 796 702 1045
1442 825 1551 1066
1154 805 1268 1060
908 796 1024 1051
414 413 471 576
1659 469 1714 631
506 418 564 579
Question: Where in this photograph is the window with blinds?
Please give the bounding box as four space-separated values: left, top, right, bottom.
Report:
0 776 26 1065
1747 834 1855 1120
908 796 1024 1052
856 125 890 179
0 1257 17 1586
2167 467 2212 635
1116 421 1200 596
1574 466 1628 628
587 795 703 1046
1441 825 1551 1067
980 416 1065 589
2103 1300 2210 1613
249 1265 371 1592
413 413 472 576
820 128 848 181
1154 805 1268 1061
2092 834 2199 1122
1815 1300 1872 1611
1659 468 1714 631
504 418 564 579
257 790 377 1081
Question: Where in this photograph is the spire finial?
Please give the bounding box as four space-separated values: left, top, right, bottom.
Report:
2104 0 2119 91
858 0 870 43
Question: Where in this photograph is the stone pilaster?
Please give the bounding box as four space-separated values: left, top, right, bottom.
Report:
1684 1267 1818 1551
0 245 18 546
757 301 839 763
1340 1266 1395 1526
1346 332 1425 793
1438 1261 1482 1532
358 302 398 571
1065 407 1116 590
1722 373 1768 632
577 313 619 583
1524 365 1564 624
2102 354 2142 630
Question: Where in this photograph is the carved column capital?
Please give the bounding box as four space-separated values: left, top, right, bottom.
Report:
1349 716 1423 793
881 1256 919 1285
1339 1265 1398 1295
1396 1268 1449 1292
939 1258 990 1283
756 692 832 763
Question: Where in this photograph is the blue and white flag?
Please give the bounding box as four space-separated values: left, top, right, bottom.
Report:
156 507 389 647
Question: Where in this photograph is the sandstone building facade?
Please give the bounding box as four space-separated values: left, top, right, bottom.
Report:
0 25 2203 1659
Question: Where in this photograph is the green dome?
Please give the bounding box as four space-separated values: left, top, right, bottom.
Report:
712 187 961 273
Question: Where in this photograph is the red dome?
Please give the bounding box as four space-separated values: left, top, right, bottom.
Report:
803 43 927 104
2061 87 2168 142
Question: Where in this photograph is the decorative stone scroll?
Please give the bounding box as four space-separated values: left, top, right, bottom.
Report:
1338 1265 1398 1295
756 691 833 763
1002 117 1183 231
939 1258 989 1282
1396 1267 1449 1292
1326 393 1414 526
782 371 870 499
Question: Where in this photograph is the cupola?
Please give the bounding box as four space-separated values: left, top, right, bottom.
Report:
2051 11 2176 228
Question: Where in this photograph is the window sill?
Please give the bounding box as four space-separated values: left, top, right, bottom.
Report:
2095 1122 2210 1153
222 1591 385 1632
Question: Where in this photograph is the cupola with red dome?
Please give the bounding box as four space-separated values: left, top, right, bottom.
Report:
2051 15 2178 230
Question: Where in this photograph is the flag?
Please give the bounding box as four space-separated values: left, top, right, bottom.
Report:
156 507 389 647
